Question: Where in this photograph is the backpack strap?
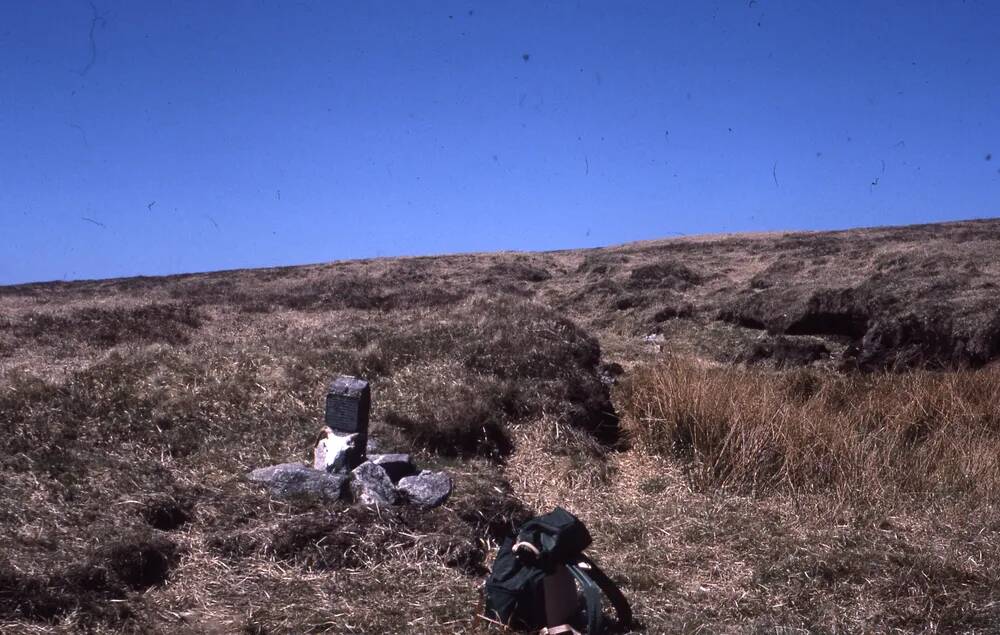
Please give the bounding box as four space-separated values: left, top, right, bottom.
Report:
566 562 603 634
566 556 633 633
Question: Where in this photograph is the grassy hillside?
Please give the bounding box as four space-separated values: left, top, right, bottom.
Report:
1 219 999 633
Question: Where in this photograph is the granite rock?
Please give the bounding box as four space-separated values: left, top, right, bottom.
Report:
248 463 347 503
397 470 452 508
350 461 398 505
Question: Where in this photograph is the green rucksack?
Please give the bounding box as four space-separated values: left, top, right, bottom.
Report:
484 507 632 633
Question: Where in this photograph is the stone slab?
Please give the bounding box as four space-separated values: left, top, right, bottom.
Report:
248 463 347 503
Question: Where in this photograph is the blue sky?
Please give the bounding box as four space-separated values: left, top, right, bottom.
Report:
1 1 998 285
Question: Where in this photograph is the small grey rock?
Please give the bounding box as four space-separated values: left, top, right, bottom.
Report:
350 461 398 505
398 470 452 508
248 463 347 503
369 453 417 482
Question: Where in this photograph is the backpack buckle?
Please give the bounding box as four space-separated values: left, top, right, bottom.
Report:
512 541 541 557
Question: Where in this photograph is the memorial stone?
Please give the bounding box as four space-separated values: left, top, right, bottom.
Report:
324 376 370 469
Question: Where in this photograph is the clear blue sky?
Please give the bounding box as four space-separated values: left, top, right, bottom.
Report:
2 1 998 285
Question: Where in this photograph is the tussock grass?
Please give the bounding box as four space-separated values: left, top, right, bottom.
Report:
618 356 1000 502
507 428 1000 634
369 298 619 455
3 303 203 350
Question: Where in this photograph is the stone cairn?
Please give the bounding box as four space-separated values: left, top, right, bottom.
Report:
248 376 452 507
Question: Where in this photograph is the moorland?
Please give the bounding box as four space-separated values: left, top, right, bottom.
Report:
2 218 999 633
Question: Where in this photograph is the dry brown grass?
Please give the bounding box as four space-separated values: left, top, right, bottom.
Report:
617 356 1000 503
506 439 1000 634
0 284 609 633
3 219 1000 633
